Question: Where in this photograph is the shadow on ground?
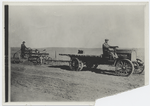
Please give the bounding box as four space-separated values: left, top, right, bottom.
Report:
48 65 117 76
48 65 71 71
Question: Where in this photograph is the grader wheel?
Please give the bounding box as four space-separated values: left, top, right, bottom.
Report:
69 58 83 71
34 57 41 65
46 57 52 64
115 59 134 77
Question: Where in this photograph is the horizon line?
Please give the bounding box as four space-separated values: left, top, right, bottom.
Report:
10 46 144 49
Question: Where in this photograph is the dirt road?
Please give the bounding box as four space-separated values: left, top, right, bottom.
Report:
11 62 144 102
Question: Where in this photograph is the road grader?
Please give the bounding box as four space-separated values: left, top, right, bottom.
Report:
59 47 144 77
12 48 52 64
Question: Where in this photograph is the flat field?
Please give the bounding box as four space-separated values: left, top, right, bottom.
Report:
10 47 145 101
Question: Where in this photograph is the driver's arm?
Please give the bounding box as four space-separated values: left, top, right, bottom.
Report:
109 46 119 48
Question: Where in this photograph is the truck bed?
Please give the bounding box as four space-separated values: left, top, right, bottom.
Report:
59 53 102 58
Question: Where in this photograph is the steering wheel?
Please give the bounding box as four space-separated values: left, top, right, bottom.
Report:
109 46 119 52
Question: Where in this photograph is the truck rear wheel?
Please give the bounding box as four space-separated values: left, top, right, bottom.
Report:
69 58 83 71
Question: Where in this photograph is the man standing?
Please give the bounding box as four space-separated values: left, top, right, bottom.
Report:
21 41 27 58
102 39 118 59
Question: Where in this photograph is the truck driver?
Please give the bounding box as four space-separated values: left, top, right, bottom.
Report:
102 39 118 59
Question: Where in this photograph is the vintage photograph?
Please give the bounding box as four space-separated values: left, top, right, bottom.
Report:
7 3 146 102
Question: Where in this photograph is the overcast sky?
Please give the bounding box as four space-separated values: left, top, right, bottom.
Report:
9 5 144 48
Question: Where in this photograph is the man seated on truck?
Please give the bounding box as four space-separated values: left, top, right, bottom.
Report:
102 39 118 59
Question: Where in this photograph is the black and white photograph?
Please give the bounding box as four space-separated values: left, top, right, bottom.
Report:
3 2 149 104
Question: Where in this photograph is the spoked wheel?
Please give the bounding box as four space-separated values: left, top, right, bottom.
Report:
47 57 52 64
36 57 41 65
42 58 46 64
135 59 144 74
69 58 83 71
115 59 134 77
137 65 144 74
24 54 30 59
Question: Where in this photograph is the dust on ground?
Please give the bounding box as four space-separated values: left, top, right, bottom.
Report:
11 61 144 102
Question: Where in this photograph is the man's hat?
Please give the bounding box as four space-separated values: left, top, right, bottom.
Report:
23 41 25 43
105 39 109 41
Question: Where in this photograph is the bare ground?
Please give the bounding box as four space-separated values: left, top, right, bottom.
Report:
11 61 144 102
